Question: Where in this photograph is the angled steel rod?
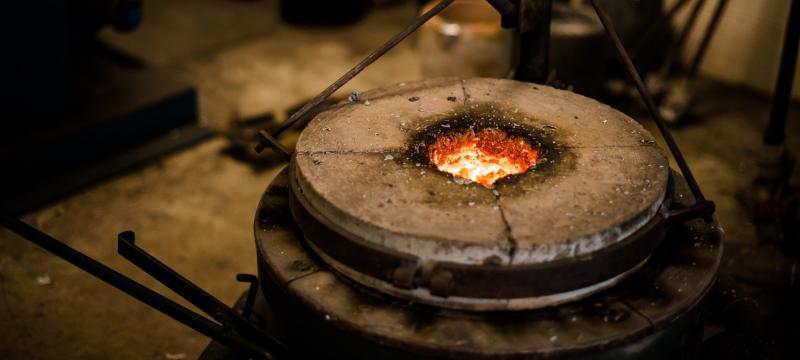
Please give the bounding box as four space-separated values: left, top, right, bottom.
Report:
255 0 456 153
629 0 692 61
659 0 706 79
117 232 290 357
0 216 274 360
590 0 707 204
687 0 729 79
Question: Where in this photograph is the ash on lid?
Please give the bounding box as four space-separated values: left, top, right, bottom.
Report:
428 126 540 187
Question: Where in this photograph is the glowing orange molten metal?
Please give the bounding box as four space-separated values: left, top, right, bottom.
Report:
428 127 540 187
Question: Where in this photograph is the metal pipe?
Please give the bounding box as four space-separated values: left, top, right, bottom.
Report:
255 0 456 153
590 0 707 203
764 0 800 146
0 216 273 360
514 0 552 83
687 0 728 79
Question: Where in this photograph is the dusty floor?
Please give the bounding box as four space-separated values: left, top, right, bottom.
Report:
1 0 798 359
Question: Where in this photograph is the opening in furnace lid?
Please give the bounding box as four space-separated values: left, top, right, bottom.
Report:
427 126 540 187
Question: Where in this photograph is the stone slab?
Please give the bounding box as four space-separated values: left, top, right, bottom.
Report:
294 152 511 264
499 145 668 264
296 78 464 153
462 78 659 148
293 78 668 266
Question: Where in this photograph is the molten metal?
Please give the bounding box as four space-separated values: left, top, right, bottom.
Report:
428 127 540 187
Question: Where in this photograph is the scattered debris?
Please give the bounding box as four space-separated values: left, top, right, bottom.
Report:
408 96 420 102
453 177 472 185
35 274 52 286
348 91 360 102
447 96 457 102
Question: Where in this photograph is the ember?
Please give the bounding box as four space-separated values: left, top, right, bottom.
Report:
428 127 540 187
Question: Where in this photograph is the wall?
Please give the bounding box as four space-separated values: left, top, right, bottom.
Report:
670 0 800 99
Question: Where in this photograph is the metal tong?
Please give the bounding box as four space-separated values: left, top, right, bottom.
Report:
0 216 290 360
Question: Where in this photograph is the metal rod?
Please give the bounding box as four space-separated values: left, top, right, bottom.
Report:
629 0 692 61
590 0 706 203
255 0 456 153
666 201 716 226
236 274 260 320
0 216 273 360
764 0 800 146
116 232 290 356
659 0 706 79
514 0 552 83
687 0 728 78
257 129 291 158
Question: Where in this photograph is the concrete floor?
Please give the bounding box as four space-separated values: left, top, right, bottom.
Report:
1 0 798 359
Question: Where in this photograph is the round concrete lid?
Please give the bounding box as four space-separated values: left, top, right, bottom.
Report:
293 78 668 268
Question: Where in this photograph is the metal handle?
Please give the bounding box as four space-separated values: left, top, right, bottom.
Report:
116 231 290 357
0 216 275 360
